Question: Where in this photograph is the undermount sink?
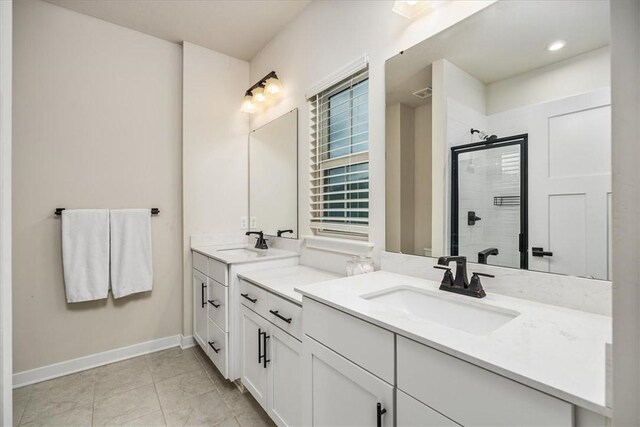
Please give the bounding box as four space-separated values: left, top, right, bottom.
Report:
217 248 262 257
362 286 519 335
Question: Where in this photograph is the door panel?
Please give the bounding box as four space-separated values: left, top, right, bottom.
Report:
241 306 268 408
193 270 207 349
529 88 611 279
302 335 393 427
268 328 302 426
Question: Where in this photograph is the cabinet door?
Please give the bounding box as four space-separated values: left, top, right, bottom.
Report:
302 335 393 427
241 306 269 408
397 390 459 427
268 327 302 427
193 270 208 349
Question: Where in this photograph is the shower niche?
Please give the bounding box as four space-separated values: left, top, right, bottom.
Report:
384 0 611 280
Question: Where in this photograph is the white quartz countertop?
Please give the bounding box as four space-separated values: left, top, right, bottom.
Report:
192 244 299 265
238 266 343 304
295 271 612 416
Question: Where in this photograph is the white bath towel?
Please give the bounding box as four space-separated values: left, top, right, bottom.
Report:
62 209 110 303
110 209 153 298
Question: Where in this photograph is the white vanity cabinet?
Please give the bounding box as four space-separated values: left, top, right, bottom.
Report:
191 248 298 382
240 279 303 427
301 295 603 427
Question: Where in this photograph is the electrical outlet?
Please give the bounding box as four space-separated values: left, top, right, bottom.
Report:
250 216 257 228
240 216 248 229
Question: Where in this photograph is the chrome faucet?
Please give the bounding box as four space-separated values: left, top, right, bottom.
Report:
246 231 268 250
434 256 492 298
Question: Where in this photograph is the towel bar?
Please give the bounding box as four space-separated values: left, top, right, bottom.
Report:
55 208 160 215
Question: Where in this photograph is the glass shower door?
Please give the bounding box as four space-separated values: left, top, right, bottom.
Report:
451 136 527 269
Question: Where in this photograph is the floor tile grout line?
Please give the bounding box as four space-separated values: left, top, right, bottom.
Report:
151 379 168 427
15 387 33 426
91 374 97 427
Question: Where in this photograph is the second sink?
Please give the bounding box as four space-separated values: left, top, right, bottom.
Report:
362 286 519 335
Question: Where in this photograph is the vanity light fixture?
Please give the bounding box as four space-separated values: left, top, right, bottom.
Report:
546 40 567 52
392 0 434 19
240 71 282 114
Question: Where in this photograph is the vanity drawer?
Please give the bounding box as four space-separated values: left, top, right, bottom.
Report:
207 257 227 285
207 319 229 379
303 298 394 384
397 389 460 427
207 278 228 332
240 279 268 317
266 293 302 340
192 251 208 275
397 336 573 426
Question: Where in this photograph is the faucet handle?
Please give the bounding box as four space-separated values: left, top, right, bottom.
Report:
472 272 494 278
434 265 455 288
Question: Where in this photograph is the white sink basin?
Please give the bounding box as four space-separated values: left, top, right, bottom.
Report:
362 286 519 335
217 248 261 257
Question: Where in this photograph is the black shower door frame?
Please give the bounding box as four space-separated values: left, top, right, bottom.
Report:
450 134 529 269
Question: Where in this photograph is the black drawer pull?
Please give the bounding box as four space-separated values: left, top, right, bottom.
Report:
241 293 257 303
208 341 220 354
377 403 387 427
208 299 220 308
269 310 292 324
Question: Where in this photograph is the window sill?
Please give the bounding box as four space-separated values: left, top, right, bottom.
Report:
302 234 374 257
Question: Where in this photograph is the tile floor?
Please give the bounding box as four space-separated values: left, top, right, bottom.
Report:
13 346 275 427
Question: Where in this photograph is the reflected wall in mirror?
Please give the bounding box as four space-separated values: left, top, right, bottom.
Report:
249 109 298 238
385 0 611 280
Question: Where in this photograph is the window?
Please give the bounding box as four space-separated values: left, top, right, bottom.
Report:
309 68 369 238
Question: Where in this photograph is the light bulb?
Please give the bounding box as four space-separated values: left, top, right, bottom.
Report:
546 40 566 52
265 77 283 95
253 86 266 103
240 93 256 113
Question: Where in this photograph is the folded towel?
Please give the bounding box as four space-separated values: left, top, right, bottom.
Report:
62 209 110 303
110 209 153 298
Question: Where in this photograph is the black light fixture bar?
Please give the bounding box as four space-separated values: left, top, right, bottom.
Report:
245 71 277 95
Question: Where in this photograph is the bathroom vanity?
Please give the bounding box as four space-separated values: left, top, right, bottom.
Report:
296 271 611 427
191 245 299 381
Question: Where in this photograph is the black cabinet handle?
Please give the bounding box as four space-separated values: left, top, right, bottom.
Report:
201 282 207 308
532 247 553 257
208 341 220 354
262 330 270 369
269 310 292 324
258 328 263 364
241 293 257 303
208 299 220 308
377 403 387 427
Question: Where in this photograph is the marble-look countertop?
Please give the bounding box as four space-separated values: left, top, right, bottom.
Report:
295 271 612 416
192 244 299 265
238 266 343 305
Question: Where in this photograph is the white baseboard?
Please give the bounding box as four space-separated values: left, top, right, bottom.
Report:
180 335 195 349
13 334 193 388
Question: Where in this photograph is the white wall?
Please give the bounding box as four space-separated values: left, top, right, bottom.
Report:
0 0 11 422
182 42 249 335
249 0 495 264
611 1 640 424
414 103 432 256
487 46 610 114
13 0 183 373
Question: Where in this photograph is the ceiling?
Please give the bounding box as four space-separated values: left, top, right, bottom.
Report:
386 0 610 106
45 0 312 61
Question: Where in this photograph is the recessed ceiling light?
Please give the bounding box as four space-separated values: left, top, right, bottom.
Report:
546 40 566 52
392 1 432 19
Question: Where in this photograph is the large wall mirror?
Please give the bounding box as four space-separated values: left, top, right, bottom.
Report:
385 1 611 280
249 109 298 238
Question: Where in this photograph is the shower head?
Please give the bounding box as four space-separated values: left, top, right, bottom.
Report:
484 134 498 142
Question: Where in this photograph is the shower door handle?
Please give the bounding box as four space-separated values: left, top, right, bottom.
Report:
532 247 553 257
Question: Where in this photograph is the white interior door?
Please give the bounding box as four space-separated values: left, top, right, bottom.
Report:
529 88 611 279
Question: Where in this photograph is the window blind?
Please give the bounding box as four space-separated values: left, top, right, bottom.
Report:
309 68 369 237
